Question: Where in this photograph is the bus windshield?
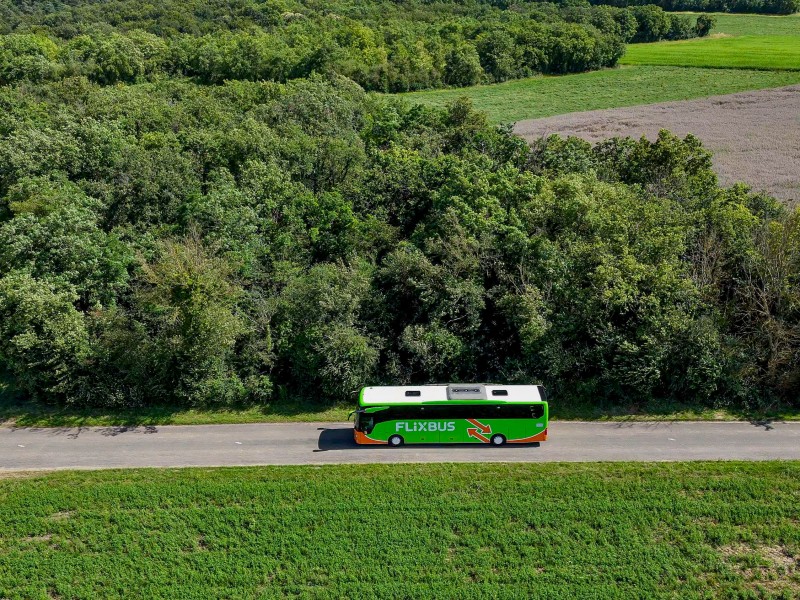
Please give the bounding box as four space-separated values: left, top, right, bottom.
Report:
354 411 374 433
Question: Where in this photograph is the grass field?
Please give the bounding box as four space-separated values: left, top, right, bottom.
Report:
0 463 798 598
401 12 800 123
699 12 800 37
401 65 800 124
620 35 800 71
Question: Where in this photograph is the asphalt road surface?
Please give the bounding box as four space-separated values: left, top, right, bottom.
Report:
2 421 799 471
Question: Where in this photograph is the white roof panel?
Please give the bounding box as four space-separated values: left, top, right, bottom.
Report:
360 384 543 405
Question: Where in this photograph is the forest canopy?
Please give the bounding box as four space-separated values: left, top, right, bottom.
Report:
0 0 795 413
0 75 797 411
0 0 713 91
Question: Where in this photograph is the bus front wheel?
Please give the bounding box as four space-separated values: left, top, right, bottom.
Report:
490 434 506 446
388 435 404 447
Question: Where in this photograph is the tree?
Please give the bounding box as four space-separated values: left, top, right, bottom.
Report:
443 44 483 87
274 262 378 400
475 29 519 82
64 34 146 84
134 235 246 404
0 175 132 307
0 34 59 84
0 272 89 402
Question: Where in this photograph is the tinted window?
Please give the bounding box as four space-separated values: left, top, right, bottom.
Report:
370 403 545 422
373 406 437 422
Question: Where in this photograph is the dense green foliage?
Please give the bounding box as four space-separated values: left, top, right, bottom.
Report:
0 0 711 92
588 0 800 15
0 1 793 414
0 74 797 411
1 463 799 598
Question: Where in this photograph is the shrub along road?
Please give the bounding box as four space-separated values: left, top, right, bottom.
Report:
2 421 799 471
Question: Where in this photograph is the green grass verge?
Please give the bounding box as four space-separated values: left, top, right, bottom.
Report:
400 65 800 124
2 368 797 428
0 370 356 426
0 396 353 427
555 399 800 423
621 35 800 71
2 391 798 427
1 463 798 598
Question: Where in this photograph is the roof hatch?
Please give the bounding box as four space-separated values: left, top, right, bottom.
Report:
446 384 487 400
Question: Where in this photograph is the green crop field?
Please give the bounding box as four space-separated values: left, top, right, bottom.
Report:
621 35 800 71
1 463 798 599
696 12 800 37
401 65 800 124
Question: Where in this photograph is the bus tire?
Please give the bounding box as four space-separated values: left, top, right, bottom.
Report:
388 435 404 447
490 434 506 446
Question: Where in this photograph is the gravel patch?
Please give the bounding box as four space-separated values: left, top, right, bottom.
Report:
513 85 800 204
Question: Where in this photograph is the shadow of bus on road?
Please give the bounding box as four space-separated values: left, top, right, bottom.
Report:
315 427 541 452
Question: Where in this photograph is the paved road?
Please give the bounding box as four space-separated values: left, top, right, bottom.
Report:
2 421 799 471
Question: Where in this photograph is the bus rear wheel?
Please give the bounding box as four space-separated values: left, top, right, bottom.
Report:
490 434 506 446
388 435 404 447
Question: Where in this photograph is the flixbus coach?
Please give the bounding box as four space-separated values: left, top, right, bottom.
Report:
352 384 548 446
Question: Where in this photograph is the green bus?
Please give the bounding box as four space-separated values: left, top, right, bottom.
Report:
352 384 548 446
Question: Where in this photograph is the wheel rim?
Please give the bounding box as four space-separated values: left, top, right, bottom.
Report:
492 435 504 445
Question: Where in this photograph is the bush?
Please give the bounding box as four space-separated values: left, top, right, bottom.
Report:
695 14 716 37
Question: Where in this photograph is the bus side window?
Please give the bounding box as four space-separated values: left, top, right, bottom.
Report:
386 407 405 421
423 405 447 419
387 406 425 421
530 404 544 419
474 405 504 419
448 405 469 419
503 405 524 419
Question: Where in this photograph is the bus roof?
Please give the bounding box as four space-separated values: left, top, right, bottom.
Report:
359 384 545 406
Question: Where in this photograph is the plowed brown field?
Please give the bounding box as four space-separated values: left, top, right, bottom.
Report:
513 84 800 203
